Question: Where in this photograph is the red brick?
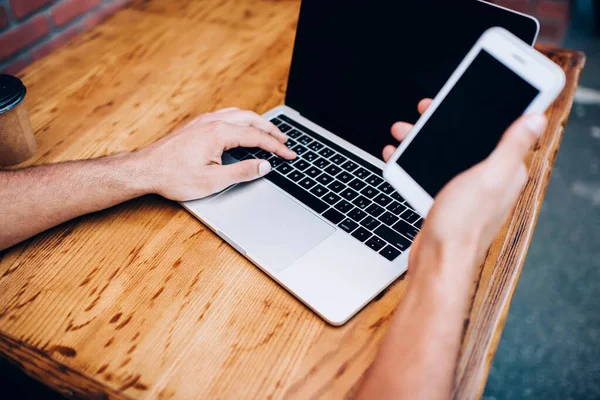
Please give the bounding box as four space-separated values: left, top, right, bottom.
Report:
83 0 131 30
30 24 81 61
0 14 50 61
9 0 54 20
51 0 101 27
0 6 9 31
0 57 29 75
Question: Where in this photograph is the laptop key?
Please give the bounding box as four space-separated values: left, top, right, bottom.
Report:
304 151 319 162
310 184 328 197
288 170 305 182
378 182 395 195
348 208 367 222
414 218 424 229
298 135 313 145
392 220 419 240
323 192 342 206
335 200 353 213
360 186 378 199
379 211 399 226
339 187 358 201
366 175 384 187
277 163 294 175
316 173 334 185
265 171 328 213
267 156 284 168
373 194 392 207
387 201 406 215
305 166 321 178
278 123 292 133
337 171 353 183
366 236 386 252
375 226 412 251
270 117 282 126
299 177 317 190
354 167 371 180
390 191 405 202
341 160 359 172
314 157 331 169
292 144 308 156
339 218 359 233
287 129 302 139
255 150 272 159
349 178 366 191
318 147 335 158
327 180 345 193
400 209 420 224
308 141 324 151
323 208 344 225
285 139 297 149
330 154 347 165
366 203 385 218
351 227 372 243
324 165 342 176
360 216 381 231
294 160 311 171
380 245 402 261
247 147 262 155
352 196 370 210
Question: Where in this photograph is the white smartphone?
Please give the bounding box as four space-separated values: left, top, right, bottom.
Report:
383 27 565 217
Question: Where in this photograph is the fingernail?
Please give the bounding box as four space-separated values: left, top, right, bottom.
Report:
525 114 546 137
259 161 271 176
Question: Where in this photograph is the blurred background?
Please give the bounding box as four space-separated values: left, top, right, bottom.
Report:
0 0 598 398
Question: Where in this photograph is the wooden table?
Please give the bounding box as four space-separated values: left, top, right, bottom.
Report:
0 1 585 399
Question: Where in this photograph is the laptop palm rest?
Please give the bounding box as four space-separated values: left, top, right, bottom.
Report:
200 179 335 272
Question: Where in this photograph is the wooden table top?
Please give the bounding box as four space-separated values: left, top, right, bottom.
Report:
0 1 585 399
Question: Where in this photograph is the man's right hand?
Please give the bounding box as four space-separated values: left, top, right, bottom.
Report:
134 107 296 202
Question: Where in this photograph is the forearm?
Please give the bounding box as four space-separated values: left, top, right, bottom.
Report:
357 245 477 400
0 152 151 250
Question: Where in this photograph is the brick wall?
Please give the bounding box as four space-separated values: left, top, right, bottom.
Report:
0 0 131 75
491 0 572 45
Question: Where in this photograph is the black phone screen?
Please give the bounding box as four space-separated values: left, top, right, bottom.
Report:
396 50 540 197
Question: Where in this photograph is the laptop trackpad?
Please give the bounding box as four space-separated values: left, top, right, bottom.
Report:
202 179 335 272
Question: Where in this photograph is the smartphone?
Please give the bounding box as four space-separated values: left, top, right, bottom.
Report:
383 27 565 217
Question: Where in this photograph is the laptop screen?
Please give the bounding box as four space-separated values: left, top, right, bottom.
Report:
285 0 538 159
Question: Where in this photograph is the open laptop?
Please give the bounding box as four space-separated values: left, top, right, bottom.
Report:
182 0 539 325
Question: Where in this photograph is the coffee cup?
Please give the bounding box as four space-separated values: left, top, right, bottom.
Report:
0 74 36 166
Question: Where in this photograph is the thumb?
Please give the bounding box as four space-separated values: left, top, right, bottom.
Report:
489 113 546 167
207 159 272 192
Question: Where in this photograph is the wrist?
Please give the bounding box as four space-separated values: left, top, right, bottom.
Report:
109 151 156 198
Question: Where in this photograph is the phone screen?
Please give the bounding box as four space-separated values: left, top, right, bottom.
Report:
396 50 540 197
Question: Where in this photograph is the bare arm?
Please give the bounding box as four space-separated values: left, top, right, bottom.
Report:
358 101 546 399
0 108 296 251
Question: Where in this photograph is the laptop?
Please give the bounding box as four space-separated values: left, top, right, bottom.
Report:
183 0 539 325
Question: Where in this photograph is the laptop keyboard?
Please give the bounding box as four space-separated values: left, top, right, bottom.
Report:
226 114 423 262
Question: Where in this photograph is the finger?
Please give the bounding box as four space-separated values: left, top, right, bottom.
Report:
206 159 272 193
215 110 288 143
220 124 296 159
382 145 397 162
489 114 546 168
214 107 240 113
418 98 433 115
390 122 414 142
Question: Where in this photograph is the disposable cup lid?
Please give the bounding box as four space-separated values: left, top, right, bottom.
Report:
0 74 26 114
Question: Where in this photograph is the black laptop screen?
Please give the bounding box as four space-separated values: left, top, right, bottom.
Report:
285 0 538 159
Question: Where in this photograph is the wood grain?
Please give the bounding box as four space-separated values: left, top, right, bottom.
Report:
0 1 585 399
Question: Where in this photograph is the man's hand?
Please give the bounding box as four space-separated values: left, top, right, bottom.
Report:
0 107 296 250
358 100 547 400
134 107 296 201
382 99 546 274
